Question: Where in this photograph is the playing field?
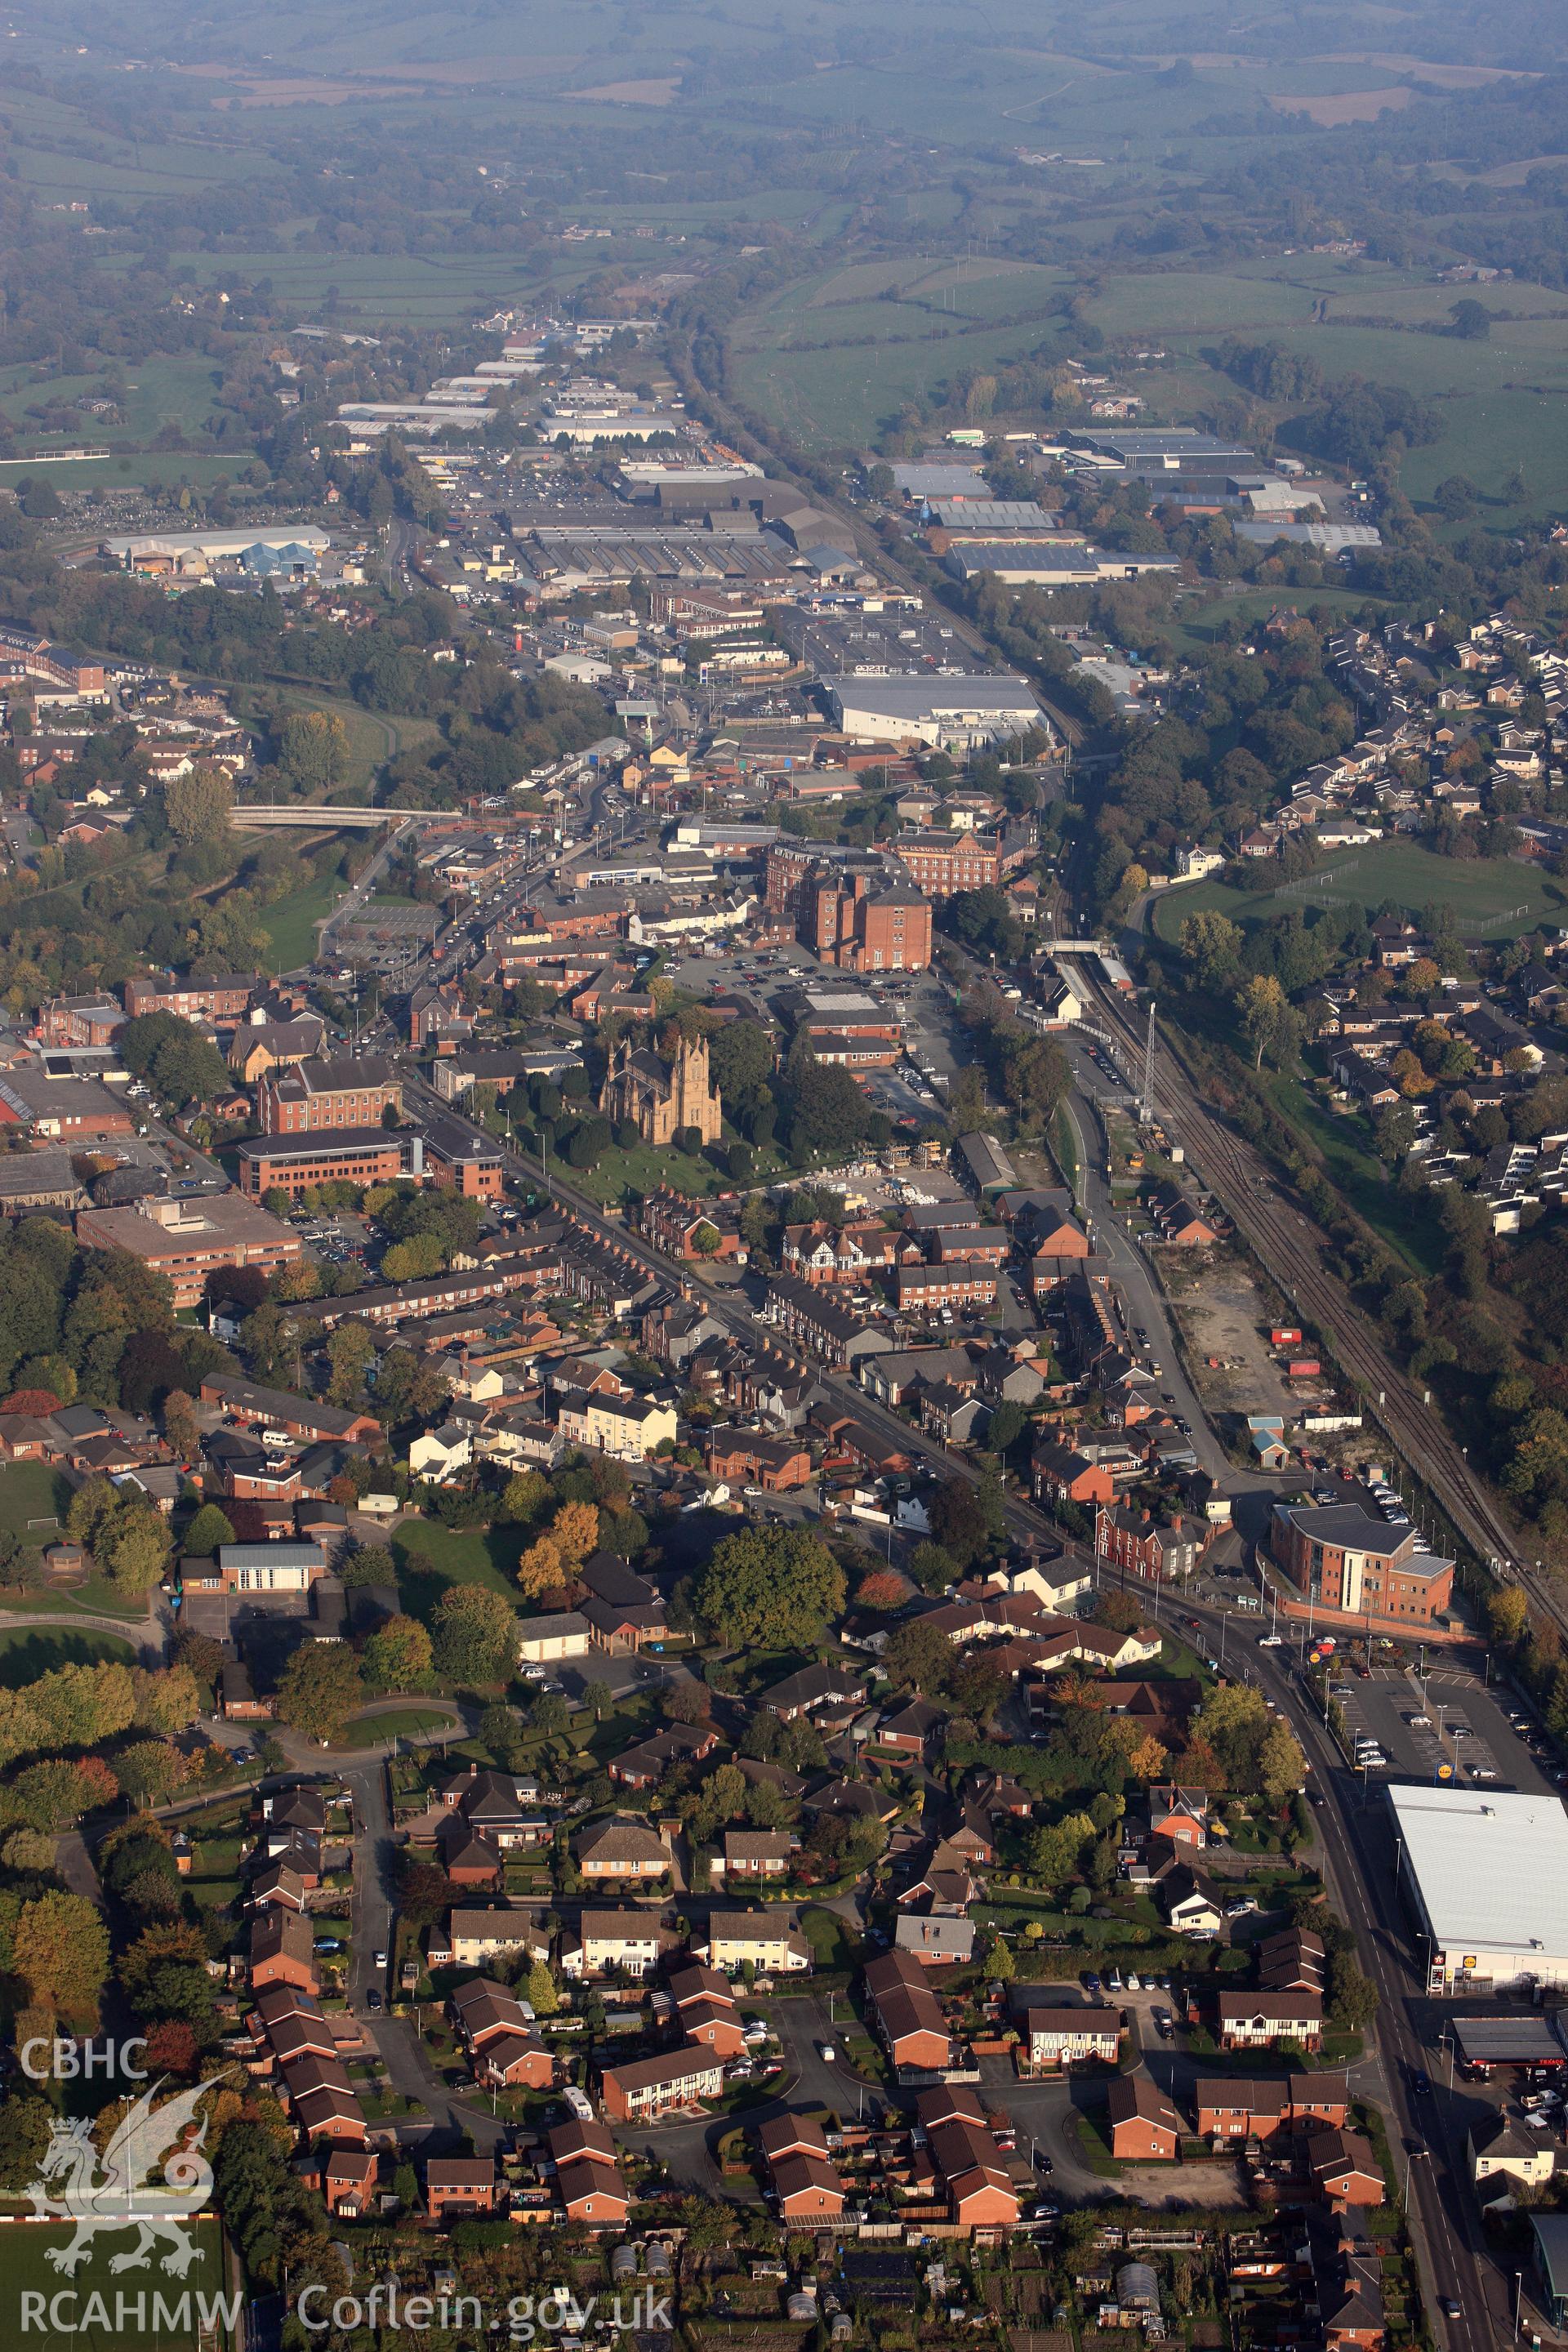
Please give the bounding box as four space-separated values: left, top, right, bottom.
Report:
1152 842 1568 942
0 2218 234 2349
0 1625 135 1686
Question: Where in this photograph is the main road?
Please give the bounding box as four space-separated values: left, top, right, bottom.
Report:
1186 1588 1499 2352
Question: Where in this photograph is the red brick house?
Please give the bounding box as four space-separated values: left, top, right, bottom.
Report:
323 2148 378 2217
1106 2070 1181 2160
862 1949 951 2073
425 2158 497 2219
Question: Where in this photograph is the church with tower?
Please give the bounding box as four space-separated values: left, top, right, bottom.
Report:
600 1031 724 1148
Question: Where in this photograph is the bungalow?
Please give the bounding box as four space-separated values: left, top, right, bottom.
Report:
759 1660 867 1721
871 1696 947 1763
608 1722 719 1790
439 1820 503 1887
574 1819 669 1881
722 1829 793 1884
1159 1864 1225 1938
893 1914 976 1968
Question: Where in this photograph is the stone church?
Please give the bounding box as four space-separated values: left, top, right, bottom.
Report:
600 1031 724 1148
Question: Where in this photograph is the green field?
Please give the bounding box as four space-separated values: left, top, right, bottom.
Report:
392 1521 525 1615
335 1704 457 1748
1165 586 1401 655
0 2218 233 2348
1076 259 1568 531
0 1624 136 1685
0 1463 75 1547
731 253 1072 448
1152 842 1568 942
261 875 342 970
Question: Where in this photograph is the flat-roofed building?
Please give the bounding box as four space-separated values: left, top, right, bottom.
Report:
75 1192 302 1307
1386 1784 1568 1994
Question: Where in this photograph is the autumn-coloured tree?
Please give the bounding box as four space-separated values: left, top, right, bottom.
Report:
516 1535 564 1599
549 1500 599 1567
1127 1733 1169 1781
144 2020 200 2078
1175 1732 1227 1792
855 1569 907 1612
13 1891 111 2023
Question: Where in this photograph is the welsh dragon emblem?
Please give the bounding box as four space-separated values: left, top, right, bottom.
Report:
27 2074 229 2276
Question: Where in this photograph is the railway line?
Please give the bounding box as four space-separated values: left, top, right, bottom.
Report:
1077 967 1568 1638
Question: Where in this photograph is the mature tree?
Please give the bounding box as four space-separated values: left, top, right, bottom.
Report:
327 1321 375 1406
497 1471 549 1525
12 1890 111 2022
0 2093 52 2192
275 1644 363 1746
163 1389 201 1461
1236 973 1300 1071
883 1616 954 1695
131 1664 201 1734
855 1569 907 1612
525 1957 561 2016
340 1544 397 1588
102 1502 172 1597
549 1500 599 1567
118 1013 229 1111
516 1536 564 1601
693 1527 846 1650
9 1754 118 1831
985 1400 1027 1457
361 1615 434 1693
1258 1720 1308 1806
182 1503 236 1558
1092 1588 1144 1634
1178 909 1244 991
581 1679 612 1722
1194 1684 1270 1788
113 1740 189 1810
927 1478 990 1571
907 1540 956 1593
163 760 234 845
431 1584 516 1684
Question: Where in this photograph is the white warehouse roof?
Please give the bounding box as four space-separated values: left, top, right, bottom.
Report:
1386 1784 1568 1961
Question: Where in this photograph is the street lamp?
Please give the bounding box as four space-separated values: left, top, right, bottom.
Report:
1515 2270 1525 2341
1401 2143 1428 2210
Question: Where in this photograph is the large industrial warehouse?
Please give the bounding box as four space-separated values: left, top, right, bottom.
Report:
1387 1784 1568 1993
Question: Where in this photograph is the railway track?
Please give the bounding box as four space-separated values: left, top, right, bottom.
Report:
1078 969 1568 1637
